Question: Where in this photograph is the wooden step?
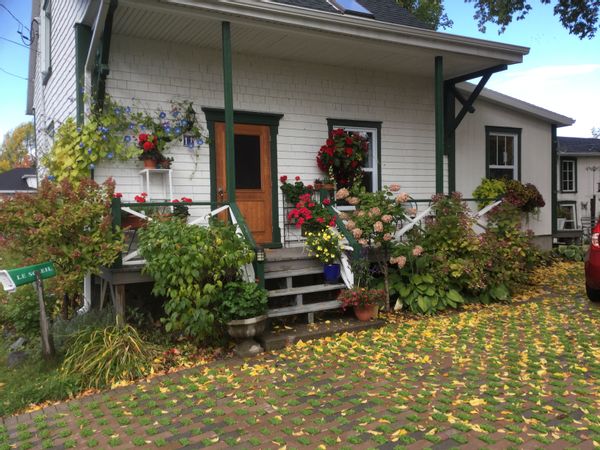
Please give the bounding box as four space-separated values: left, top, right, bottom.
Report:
264 266 323 280
267 300 342 318
267 283 345 298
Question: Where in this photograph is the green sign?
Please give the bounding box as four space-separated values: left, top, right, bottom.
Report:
0 262 56 292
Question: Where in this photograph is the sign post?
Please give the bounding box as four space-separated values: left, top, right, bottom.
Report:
1 262 57 359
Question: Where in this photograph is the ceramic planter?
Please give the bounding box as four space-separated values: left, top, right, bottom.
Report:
143 159 158 169
323 263 341 284
353 304 377 321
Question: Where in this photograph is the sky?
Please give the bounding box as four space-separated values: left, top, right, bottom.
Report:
0 1 598 139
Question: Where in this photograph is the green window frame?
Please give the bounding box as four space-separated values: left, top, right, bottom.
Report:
485 126 521 180
560 157 577 193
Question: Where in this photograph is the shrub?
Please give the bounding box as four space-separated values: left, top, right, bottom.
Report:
0 178 123 315
138 219 254 342
217 282 268 323
554 244 586 262
52 307 115 353
472 178 505 208
61 324 156 389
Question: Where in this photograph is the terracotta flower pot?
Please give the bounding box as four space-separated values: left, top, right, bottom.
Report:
143 159 158 169
353 304 377 321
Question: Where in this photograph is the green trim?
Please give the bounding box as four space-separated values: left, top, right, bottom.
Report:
326 118 382 191
559 156 577 193
75 23 92 126
434 56 444 194
202 108 284 246
444 82 456 192
92 0 117 110
222 21 236 202
551 125 558 234
485 126 522 181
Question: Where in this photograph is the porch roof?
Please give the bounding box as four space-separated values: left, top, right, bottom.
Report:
116 0 529 80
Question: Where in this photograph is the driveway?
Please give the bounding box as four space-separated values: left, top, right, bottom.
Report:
2 262 599 449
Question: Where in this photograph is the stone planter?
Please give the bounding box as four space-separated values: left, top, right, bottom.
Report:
226 315 268 357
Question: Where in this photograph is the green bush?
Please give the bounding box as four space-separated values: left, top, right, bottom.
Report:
217 282 268 323
138 218 254 342
0 287 58 337
472 178 506 208
61 324 156 389
553 244 586 262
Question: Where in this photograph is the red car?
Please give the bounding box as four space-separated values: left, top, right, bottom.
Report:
585 222 600 302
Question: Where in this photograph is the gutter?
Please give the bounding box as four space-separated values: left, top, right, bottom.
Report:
121 0 529 64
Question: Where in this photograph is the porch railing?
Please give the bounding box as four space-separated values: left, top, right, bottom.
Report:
110 198 265 287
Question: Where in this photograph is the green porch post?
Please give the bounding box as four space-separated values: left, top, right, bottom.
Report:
74 23 92 126
444 82 456 193
434 56 445 194
551 125 558 235
222 21 236 202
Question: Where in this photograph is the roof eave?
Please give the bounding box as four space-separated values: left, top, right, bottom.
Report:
121 0 529 65
457 83 574 127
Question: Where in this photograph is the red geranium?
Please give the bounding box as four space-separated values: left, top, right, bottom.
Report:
316 129 368 189
143 141 155 151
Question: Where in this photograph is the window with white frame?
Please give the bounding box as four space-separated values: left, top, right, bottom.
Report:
486 128 520 180
561 158 576 192
328 120 380 193
558 202 577 230
40 0 52 84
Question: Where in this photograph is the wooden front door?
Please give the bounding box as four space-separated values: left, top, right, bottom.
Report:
215 123 273 244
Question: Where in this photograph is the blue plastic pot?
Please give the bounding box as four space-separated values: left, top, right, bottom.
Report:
323 263 341 284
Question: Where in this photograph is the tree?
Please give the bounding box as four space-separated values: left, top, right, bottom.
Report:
466 0 599 39
0 122 35 172
396 0 453 30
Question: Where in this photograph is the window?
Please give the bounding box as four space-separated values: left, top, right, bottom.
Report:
560 158 577 192
327 119 381 193
41 0 52 85
330 0 374 17
486 127 521 180
558 202 577 230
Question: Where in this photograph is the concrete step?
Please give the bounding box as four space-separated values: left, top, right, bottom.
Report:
267 300 341 318
267 283 345 298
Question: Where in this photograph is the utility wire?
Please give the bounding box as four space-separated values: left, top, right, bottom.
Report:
0 35 30 49
0 67 28 80
0 4 30 32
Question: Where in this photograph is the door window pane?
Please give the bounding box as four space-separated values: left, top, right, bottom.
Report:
234 134 261 189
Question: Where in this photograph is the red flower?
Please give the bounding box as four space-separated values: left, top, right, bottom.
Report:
322 198 331 206
134 194 146 203
345 147 353 157
316 217 325 223
326 138 334 146
138 133 148 142
113 192 123 198
181 197 192 203
280 175 288 183
172 199 180 203
345 137 352 145
295 176 301 181
143 141 155 151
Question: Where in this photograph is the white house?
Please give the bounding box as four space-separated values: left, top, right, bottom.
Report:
556 136 600 238
27 0 574 250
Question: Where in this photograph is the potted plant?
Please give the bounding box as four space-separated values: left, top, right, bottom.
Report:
316 129 369 188
137 133 165 168
304 227 343 283
280 175 313 205
338 287 385 321
287 193 336 235
218 281 269 356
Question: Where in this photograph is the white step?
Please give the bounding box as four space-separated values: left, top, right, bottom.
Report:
264 267 323 280
267 283 345 298
268 300 342 318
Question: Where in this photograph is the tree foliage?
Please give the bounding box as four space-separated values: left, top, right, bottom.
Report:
397 0 598 39
466 0 599 39
0 122 34 172
396 0 453 30
0 178 123 299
